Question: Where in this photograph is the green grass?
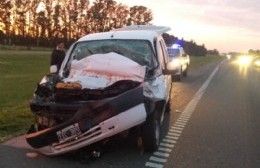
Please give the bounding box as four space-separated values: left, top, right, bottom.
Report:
0 51 50 142
189 55 225 70
0 52 224 142
0 44 52 51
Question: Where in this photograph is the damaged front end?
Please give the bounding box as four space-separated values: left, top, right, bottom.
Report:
25 52 153 155
26 75 147 155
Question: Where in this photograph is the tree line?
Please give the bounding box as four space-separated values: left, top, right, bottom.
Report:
248 49 260 56
163 33 208 56
0 0 209 56
0 0 153 47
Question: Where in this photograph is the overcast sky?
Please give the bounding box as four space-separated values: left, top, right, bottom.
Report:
115 0 260 53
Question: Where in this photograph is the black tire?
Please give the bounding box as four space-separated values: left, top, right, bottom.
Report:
183 66 188 77
176 74 181 81
175 67 182 81
172 71 182 81
165 101 170 113
141 110 160 152
165 95 171 113
165 85 172 113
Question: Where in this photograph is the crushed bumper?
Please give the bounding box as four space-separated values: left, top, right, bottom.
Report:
26 85 146 155
33 104 146 155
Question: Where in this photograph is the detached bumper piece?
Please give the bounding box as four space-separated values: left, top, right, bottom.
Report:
26 85 146 155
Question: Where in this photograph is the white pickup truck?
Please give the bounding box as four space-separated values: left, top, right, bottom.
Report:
167 44 190 81
26 25 174 156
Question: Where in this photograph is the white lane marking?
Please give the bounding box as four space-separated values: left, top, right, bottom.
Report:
160 142 174 148
165 135 179 140
180 114 191 117
174 121 187 125
178 117 190 120
171 126 184 131
153 152 170 157
177 119 189 122
150 156 167 163
167 132 181 137
178 116 190 120
179 114 191 118
173 124 185 128
145 64 220 167
162 138 177 144
145 162 164 168
169 129 182 134
174 120 187 125
158 147 172 153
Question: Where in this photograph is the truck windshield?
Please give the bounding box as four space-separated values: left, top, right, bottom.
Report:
70 39 155 67
167 48 180 57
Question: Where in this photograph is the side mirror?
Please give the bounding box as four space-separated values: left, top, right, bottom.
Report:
50 65 58 74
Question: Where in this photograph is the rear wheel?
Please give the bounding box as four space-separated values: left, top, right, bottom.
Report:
172 68 182 81
175 74 181 81
141 110 160 152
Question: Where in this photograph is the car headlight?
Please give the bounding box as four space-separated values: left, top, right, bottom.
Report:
237 56 252 66
254 59 260 67
168 59 180 68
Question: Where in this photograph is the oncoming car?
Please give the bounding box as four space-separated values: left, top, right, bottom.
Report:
25 25 175 156
167 44 190 81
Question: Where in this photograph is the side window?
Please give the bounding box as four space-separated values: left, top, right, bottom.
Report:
158 41 167 69
160 40 169 62
158 40 168 70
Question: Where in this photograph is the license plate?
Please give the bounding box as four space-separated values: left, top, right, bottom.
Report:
57 123 81 143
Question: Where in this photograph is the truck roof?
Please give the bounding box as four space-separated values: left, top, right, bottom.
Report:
77 25 171 43
113 25 171 34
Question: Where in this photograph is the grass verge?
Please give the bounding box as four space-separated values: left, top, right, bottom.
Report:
0 51 50 142
189 55 225 71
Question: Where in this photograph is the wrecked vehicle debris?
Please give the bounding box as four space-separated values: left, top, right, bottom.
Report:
26 25 175 155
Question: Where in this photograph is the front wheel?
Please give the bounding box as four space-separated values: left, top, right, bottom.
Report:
175 74 182 81
183 66 188 77
141 110 160 152
172 70 182 81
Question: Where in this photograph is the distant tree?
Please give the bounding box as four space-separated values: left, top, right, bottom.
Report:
200 44 208 56
162 33 208 56
128 6 152 25
0 30 4 43
52 4 62 39
75 0 90 38
62 0 82 40
207 49 220 56
44 0 54 40
0 0 154 47
86 1 130 33
0 0 12 44
29 0 42 41
88 0 105 32
248 49 260 56
113 3 129 28
162 33 178 46
14 0 28 38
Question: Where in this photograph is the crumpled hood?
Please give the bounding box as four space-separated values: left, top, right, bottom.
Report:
63 52 146 89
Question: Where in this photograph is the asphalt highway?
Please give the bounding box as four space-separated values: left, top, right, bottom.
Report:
165 59 260 168
1 58 259 168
